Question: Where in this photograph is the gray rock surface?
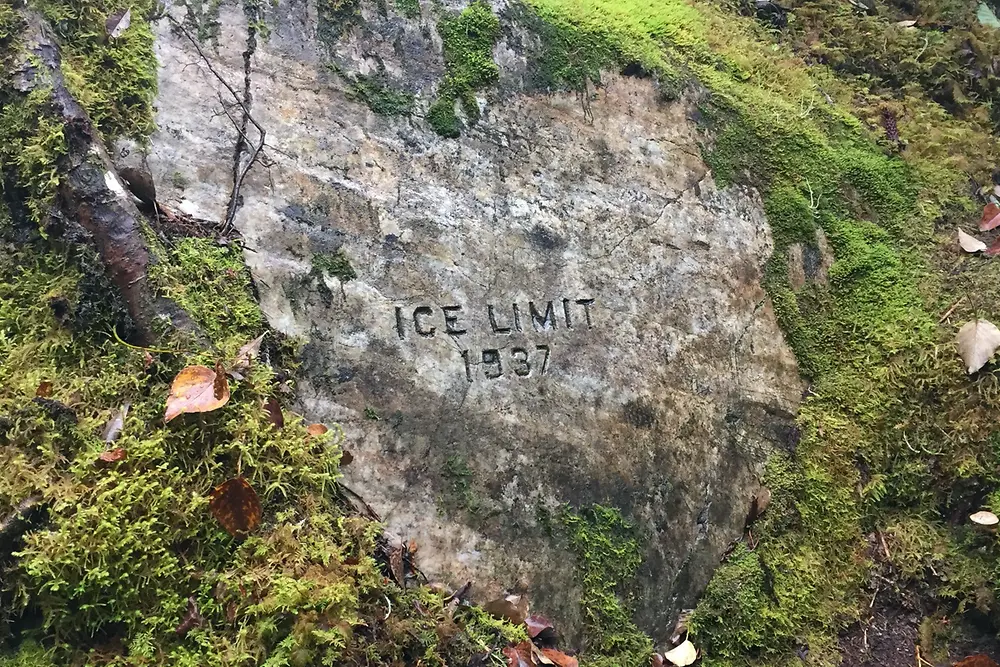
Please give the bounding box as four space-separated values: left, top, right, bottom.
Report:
147 0 802 643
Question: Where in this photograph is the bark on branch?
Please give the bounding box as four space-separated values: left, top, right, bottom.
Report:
10 11 191 345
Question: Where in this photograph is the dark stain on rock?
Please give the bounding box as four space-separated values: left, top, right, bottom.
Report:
527 224 566 251
623 399 657 429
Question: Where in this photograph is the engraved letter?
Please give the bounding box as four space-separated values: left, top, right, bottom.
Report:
512 303 523 332
576 298 595 329
413 306 436 337
530 300 556 331
482 349 503 379
395 306 406 340
442 305 467 335
562 298 572 329
488 304 511 334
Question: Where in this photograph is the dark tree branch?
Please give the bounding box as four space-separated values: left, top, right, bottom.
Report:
11 10 193 345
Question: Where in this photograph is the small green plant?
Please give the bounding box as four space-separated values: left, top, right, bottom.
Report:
395 0 420 19
348 74 415 116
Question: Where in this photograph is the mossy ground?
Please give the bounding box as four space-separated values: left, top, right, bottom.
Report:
522 0 1000 664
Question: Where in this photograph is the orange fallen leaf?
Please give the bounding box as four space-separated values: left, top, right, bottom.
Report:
307 423 329 436
954 657 1000 667
209 477 261 537
35 381 53 397
540 648 578 667
165 365 230 422
981 203 1000 231
97 447 127 463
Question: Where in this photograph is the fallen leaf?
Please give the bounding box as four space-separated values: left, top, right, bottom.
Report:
165 365 230 422
263 397 283 428
540 649 578 667
980 203 1000 231
105 8 131 39
956 320 1000 373
663 640 698 667
389 542 405 585
209 477 262 537
143 351 154 370
986 236 1000 257
231 332 267 376
97 447 127 463
35 381 53 397
959 229 987 253
175 596 204 636
525 614 555 640
484 594 529 625
102 402 130 443
955 656 1000 667
652 655 665 667
746 487 772 526
503 642 537 667
307 423 329 437
970 510 999 526
340 449 354 466
895 18 917 26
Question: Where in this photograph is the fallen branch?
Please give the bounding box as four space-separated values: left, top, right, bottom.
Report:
0 494 47 558
12 11 193 345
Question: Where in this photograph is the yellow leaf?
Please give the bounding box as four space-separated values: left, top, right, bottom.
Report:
165 365 230 422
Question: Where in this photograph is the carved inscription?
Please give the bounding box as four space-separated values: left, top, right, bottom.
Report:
394 298 594 381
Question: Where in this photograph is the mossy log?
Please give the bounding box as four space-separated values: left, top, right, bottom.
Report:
8 10 188 346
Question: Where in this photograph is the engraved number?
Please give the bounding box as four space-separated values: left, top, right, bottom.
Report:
511 347 531 376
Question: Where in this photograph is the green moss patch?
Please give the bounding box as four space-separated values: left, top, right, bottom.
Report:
427 1 500 137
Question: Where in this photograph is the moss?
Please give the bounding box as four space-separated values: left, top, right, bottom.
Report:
395 0 420 19
317 0 362 49
147 238 263 354
347 73 415 116
428 1 500 137
33 0 158 141
558 505 653 667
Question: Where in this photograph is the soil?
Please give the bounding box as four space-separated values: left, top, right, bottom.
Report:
838 583 1000 667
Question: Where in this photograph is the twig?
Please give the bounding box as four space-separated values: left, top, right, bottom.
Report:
938 296 966 323
337 482 382 522
878 530 891 560
169 19 267 233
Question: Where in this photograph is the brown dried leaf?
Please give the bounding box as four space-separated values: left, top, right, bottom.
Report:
307 423 329 437
105 7 131 39
35 381 53 397
652 655 665 667
503 642 537 667
102 402 130 443
389 543 405 585
986 236 1000 257
484 594 529 625
231 332 267 375
209 477 262 537
980 202 1000 231
97 447 127 463
175 596 204 636
539 649 578 667
263 397 284 428
956 320 1000 373
165 365 230 422
954 657 1000 667
340 449 354 466
525 614 555 639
